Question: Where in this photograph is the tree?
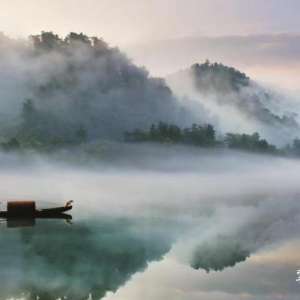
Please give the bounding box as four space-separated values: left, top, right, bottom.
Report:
149 124 159 141
224 132 277 154
124 122 216 147
76 125 88 146
293 137 300 156
65 32 91 46
30 31 62 52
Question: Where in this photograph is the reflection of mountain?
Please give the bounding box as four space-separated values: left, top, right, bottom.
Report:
189 196 300 273
0 217 174 300
190 234 250 272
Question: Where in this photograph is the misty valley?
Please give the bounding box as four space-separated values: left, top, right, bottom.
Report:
0 31 300 300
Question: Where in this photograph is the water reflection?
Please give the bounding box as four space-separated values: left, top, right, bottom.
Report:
1 204 300 300
1 194 300 300
104 239 300 300
191 234 250 272
0 217 175 300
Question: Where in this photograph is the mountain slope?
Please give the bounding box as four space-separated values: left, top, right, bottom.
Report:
167 61 300 144
0 32 199 143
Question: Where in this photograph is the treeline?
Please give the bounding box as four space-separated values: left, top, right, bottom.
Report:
3 117 300 160
0 94 298 159
125 122 217 147
124 122 300 156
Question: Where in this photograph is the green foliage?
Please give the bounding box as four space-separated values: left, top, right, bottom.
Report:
191 60 250 94
19 99 49 143
125 123 283 156
224 132 277 153
182 123 216 146
30 31 62 52
285 137 300 157
65 32 91 46
125 122 217 147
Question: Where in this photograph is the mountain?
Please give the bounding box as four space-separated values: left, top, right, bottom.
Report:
0 32 199 144
0 32 299 150
167 61 300 145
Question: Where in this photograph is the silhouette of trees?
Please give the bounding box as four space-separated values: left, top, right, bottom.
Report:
190 60 250 94
76 125 88 146
224 132 277 153
125 123 281 155
125 122 217 147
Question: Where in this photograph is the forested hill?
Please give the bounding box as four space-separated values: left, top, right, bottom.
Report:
167 60 299 132
191 60 250 94
0 32 197 145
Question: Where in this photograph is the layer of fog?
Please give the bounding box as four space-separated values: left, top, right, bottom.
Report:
1 136 297 292
1 148 300 298
1 148 300 251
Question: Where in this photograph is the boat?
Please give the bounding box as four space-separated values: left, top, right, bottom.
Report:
0 200 73 219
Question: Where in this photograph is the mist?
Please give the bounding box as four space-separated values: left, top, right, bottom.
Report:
1 148 300 299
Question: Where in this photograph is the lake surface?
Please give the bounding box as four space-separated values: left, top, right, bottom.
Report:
1 153 300 300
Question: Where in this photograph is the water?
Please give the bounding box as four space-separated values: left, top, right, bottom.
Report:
1 153 300 300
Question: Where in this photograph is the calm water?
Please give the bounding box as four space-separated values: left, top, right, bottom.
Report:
1 155 300 300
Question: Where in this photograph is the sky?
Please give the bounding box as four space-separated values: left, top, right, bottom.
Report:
1 0 300 46
125 33 300 90
1 0 300 89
